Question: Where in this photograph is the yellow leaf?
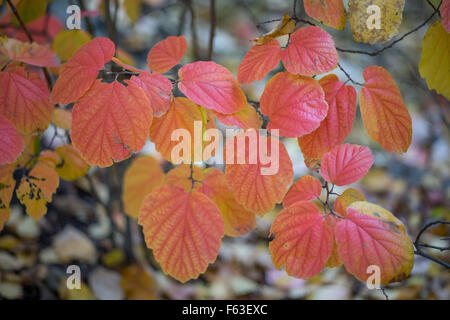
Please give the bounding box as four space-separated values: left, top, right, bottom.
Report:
11 0 49 25
54 144 90 181
252 14 296 45
120 265 156 300
419 20 450 100
16 162 59 220
124 0 142 24
0 164 15 231
51 108 72 131
52 30 92 61
348 0 405 44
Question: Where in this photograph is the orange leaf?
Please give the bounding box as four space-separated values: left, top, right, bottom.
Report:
360 66 412 153
269 201 334 279
211 105 262 130
0 114 24 164
164 164 205 192
281 26 338 76
442 0 450 32
237 40 281 84
0 66 53 134
333 187 365 216
149 97 214 162
324 215 342 268
51 108 72 130
298 74 356 159
0 37 59 67
178 61 247 114
260 72 328 137
120 265 157 300
54 144 90 181
321 144 373 186
129 71 173 117
199 168 256 237
283 175 322 208
224 132 293 215
147 36 187 74
71 80 152 167
138 185 224 283
16 162 59 220
335 201 414 285
303 0 346 30
51 37 115 105
122 155 164 219
0 164 15 231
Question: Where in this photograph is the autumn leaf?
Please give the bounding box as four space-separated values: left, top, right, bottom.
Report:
0 164 15 231
120 264 156 300
269 201 334 279
360 66 412 153
51 108 72 131
252 14 296 44
442 0 450 33
298 74 357 159
224 132 293 215
321 144 374 186
51 30 92 61
324 215 342 268
16 162 59 221
260 72 328 137
348 0 405 44
419 21 450 100
335 201 414 285
0 66 53 134
147 36 187 74
54 145 90 181
122 155 165 219
0 114 24 165
129 71 173 117
71 80 152 167
303 0 346 30
237 40 281 84
333 187 366 216
123 0 142 24
51 37 115 105
164 164 205 192
283 175 322 208
281 26 338 76
211 105 262 130
178 61 247 114
138 185 224 283
198 168 256 237
0 37 59 67
149 97 214 162
11 0 48 25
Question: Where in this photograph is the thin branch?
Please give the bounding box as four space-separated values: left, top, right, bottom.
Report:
103 0 117 48
78 0 94 35
177 0 188 36
414 220 450 269
207 0 216 60
338 63 363 86
186 0 200 60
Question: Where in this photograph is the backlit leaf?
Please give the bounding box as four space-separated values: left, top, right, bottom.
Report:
304 0 346 30
252 14 296 44
260 72 328 137
298 74 356 159
283 175 322 208
419 21 450 100
0 37 59 67
237 40 281 84
324 215 342 268
51 108 72 131
147 36 187 74
335 201 414 284
178 61 247 114
0 114 24 164
16 162 59 220
52 29 92 61
269 201 334 279
139 185 224 283
164 164 205 192
122 155 164 219
348 0 405 44
281 26 338 76
129 71 173 117
360 66 412 153
0 66 53 134
71 80 152 167
0 164 15 231
321 144 374 186
211 105 262 130
225 132 293 215
51 37 115 105
54 145 90 181
11 0 48 25
333 187 366 215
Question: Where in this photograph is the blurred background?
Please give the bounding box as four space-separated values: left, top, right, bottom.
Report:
0 0 448 300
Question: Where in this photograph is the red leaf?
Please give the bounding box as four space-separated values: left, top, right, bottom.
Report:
51 37 115 105
0 67 53 134
269 201 334 279
283 175 322 208
178 61 247 114
281 26 338 76
129 71 173 117
260 72 328 137
0 115 24 164
360 66 412 153
303 0 346 30
139 185 224 283
237 40 281 84
335 201 414 284
320 144 374 186
298 74 357 159
71 80 152 167
147 36 187 74
0 38 59 67
211 105 262 130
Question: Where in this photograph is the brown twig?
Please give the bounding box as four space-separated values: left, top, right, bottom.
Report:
207 0 216 60
414 220 450 269
186 0 200 60
77 0 95 35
